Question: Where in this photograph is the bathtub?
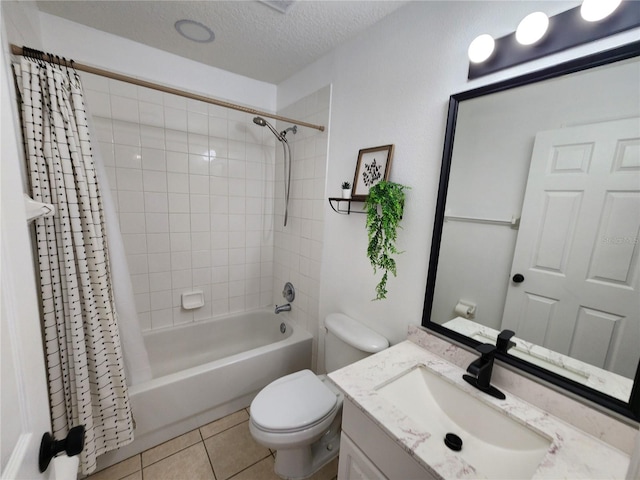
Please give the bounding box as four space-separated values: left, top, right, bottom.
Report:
96 307 312 469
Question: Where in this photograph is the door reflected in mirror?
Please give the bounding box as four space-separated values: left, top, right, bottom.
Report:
423 43 640 419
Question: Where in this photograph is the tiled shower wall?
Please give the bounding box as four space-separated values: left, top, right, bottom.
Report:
82 72 330 337
82 73 277 331
272 86 331 366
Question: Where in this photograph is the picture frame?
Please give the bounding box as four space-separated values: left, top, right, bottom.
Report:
351 144 394 200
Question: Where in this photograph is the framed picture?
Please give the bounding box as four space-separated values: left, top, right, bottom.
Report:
351 144 394 200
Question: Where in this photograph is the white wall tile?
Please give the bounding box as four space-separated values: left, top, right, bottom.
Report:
147 253 171 273
120 213 146 234
144 192 169 213
169 213 191 232
109 80 138 99
111 95 139 123
115 145 142 169
147 233 170 254
128 255 149 275
89 85 323 332
118 191 144 212
85 90 112 118
168 173 189 193
138 86 164 105
171 269 192 289
188 111 208 135
116 168 143 191
140 125 165 149
139 101 164 128
170 233 191 252
189 175 209 194
165 107 187 131
149 290 173 310
209 117 227 138
149 272 172 292
190 195 210 214
166 151 189 173
151 308 173 329
131 273 150 293
168 193 190 213
171 251 192 270
141 147 166 171
188 154 210 175
145 213 169 233
143 170 167 192
191 232 211 251
165 130 188 153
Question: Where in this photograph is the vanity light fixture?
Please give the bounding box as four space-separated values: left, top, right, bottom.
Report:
580 0 623 22
467 0 640 79
468 34 496 63
515 12 549 45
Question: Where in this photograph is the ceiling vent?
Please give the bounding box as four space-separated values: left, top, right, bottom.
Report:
258 0 296 14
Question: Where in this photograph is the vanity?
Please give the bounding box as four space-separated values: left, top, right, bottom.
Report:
329 329 631 479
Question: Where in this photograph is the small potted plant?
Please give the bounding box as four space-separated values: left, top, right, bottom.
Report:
341 181 352 199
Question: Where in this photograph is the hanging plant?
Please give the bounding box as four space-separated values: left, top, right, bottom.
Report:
364 181 409 300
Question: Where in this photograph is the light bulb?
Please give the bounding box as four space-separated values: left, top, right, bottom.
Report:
516 12 549 45
580 0 622 22
468 34 496 63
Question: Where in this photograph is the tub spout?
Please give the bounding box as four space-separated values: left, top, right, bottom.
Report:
275 304 291 314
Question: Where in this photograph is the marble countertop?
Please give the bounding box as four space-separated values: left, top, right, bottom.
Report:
329 340 630 479
443 317 632 403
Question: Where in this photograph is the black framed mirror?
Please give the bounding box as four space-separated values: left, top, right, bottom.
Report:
423 41 640 421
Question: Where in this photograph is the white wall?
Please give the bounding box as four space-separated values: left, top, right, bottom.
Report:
276 1 640 368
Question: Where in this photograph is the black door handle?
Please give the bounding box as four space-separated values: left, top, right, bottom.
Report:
512 273 525 283
39 425 85 472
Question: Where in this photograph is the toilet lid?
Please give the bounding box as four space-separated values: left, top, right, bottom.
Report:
251 370 337 432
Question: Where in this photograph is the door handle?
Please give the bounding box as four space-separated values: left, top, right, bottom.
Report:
512 273 525 283
39 425 85 472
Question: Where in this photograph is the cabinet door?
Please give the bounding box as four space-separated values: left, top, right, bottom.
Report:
338 433 388 480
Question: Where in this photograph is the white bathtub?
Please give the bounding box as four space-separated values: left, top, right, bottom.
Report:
96 307 312 470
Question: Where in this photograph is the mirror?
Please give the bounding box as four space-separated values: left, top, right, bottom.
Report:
423 41 640 421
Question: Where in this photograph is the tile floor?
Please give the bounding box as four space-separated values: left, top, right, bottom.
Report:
86 408 338 480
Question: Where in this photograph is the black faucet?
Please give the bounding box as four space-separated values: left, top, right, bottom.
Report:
496 329 516 353
463 343 506 400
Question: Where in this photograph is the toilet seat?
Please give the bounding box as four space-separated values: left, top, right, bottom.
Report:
250 370 338 433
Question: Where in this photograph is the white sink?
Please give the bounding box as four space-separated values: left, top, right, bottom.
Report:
376 365 552 479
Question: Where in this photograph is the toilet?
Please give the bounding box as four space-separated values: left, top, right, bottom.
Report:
249 313 389 480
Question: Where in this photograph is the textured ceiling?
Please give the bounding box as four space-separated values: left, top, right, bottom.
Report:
37 1 408 84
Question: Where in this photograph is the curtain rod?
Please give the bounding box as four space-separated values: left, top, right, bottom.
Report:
10 44 325 132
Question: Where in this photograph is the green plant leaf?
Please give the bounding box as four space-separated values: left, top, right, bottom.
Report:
364 181 409 300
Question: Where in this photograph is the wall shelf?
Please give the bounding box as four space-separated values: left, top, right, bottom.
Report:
328 197 366 215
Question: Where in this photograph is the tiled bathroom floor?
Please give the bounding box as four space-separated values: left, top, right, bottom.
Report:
86 408 338 480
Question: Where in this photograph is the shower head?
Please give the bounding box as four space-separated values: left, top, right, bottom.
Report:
253 116 267 127
253 116 284 142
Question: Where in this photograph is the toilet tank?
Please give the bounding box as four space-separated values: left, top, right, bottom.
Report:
324 313 389 372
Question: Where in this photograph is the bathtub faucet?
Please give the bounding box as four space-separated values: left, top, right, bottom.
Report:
275 304 291 314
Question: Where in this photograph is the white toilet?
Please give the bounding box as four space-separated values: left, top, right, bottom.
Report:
249 313 389 480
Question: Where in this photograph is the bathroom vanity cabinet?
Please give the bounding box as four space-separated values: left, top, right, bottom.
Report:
338 399 436 480
330 339 631 479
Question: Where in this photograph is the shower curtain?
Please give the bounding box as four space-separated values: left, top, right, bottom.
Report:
13 56 133 474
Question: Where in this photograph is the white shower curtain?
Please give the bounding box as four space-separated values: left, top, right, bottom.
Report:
14 56 133 474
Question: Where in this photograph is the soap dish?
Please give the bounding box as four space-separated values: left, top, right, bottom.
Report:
181 290 204 310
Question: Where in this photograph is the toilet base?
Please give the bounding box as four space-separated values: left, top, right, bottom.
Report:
273 414 341 480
